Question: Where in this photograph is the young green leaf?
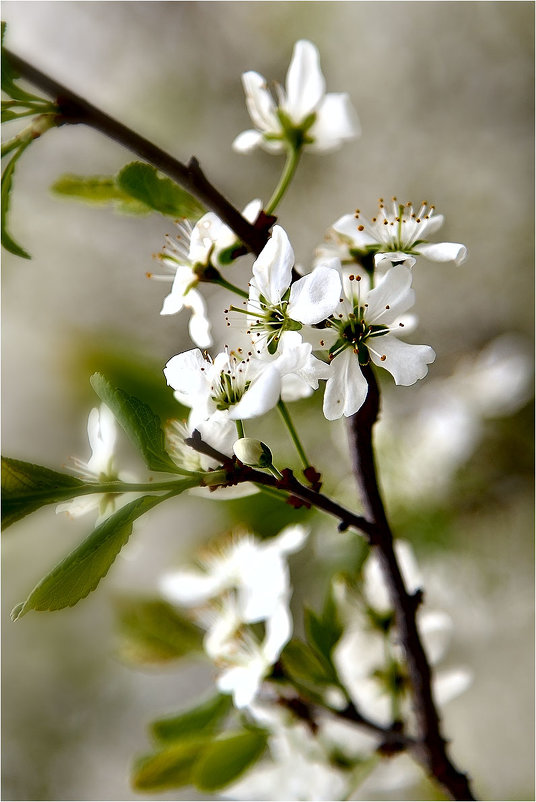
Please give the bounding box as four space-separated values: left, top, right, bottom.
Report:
51 174 152 215
132 738 209 791
2 456 86 528
114 596 204 665
90 373 183 474
11 492 178 620
192 730 268 792
1 23 45 104
304 606 343 665
280 637 338 690
151 693 232 743
117 162 205 219
2 144 31 258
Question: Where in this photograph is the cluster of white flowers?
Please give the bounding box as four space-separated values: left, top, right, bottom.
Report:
160 525 309 708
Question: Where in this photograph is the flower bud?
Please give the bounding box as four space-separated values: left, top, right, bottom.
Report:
233 437 273 468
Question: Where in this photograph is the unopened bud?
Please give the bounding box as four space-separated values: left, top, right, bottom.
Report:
233 437 273 468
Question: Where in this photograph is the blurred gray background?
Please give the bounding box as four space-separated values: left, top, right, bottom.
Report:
2 2 534 800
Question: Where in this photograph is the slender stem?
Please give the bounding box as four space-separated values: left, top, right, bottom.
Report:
3 49 270 257
277 399 310 470
267 464 284 480
235 420 245 439
347 364 476 801
265 145 302 214
212 276 248 299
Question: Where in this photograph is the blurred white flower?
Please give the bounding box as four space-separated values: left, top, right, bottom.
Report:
323 265 435 419
318 198 467 269
333 541 472 727
233 40 359 154
160 526 308 708
160 524 308 622
56 404 133 520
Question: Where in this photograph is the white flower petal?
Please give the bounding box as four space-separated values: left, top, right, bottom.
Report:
323 350 368 420
417 213 445 239
419 609 453 665
374 252 417 270
308 93 360 152
252 225 294 305
164 349 210 406
284 40 325 122
368 334 436 386
229 365 281 420
365 265 415 324
241 70 279 132
433 667 472 705
288 266 341 324
232 129 265 153
416 241 468 265
263 602 293 663
160 569 225 607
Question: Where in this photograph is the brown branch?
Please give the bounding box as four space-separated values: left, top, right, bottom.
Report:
185 430 375 540
3 49 270 257
347 364 476 800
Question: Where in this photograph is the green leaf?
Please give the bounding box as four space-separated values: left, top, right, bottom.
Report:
117 162 205 219
2 456 85 528
304 606 343 664
11 493 169 619
2 144 31 258
132 738 208 792
151 693 232 743
90 373 181 474
114 596 204 665
192 730 268 792
1 24 44 104
51 174 152 215
280 638 337 694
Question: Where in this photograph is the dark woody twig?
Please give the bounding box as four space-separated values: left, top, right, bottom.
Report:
347 364 476 800
3 49 270 257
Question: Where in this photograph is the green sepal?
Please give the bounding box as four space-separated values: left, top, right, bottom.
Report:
114 596 204 665
192 729 268 791
11 492 178 619
1 143 31 258
151 693 232 743
90 373 184 474
51 174 152 215
116 162 205 219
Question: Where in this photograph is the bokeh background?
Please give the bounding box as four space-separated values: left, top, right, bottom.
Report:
2 2 533 800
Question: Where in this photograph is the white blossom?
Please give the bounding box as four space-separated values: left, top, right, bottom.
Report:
160 525 308 622
149 201 262 348
323 264 436 420
333 541 472 727
320 198 467 269
233 40 359 155
242 225 342 354
56 404 132 519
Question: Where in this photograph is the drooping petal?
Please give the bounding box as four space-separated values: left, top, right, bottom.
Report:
242 70 280 132
284 40 325 122
323 350 368 420
185 290 213 348
229 365 281 420
160 264 193 315
232 129 266 153
263 602 293 663
287 265 341 324
365 265 415 324
251 225 294 305
374 252 416 271
416 241 468 265
308 93 360 152
368 335 436 386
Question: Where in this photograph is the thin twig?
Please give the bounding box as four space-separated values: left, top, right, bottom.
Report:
3 49 270 256
347 364 476 800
